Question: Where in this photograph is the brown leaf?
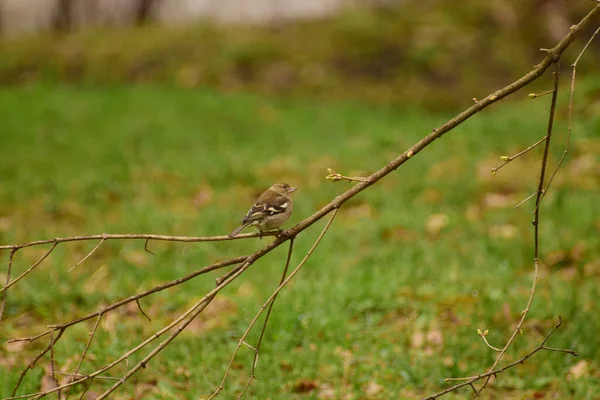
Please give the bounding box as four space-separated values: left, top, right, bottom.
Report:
292 378 318 393
280 360 293 372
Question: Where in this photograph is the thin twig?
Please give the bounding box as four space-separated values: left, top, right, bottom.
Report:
49 330 62 400
0 243 56 294
65 315 103 400
491 136 547 174
528 89 554 99
144 238 155 255
0 248 17 321
325 168 369 183
210 209 339 399
514 191 539 209
475 60 561 397
136 299 151 321
69 238 105 272
480 335 502 353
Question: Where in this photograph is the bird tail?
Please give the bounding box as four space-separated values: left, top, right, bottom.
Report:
228 222 252 238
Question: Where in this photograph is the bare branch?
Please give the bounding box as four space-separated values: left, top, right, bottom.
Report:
0 232 278 251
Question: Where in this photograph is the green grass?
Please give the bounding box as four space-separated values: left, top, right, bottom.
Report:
1 81 599 399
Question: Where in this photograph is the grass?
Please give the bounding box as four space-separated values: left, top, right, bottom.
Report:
0 80 599 399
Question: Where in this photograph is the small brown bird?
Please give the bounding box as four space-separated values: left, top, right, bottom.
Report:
228 182 297 238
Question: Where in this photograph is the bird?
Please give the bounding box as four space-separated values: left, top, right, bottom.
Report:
228 182 297 238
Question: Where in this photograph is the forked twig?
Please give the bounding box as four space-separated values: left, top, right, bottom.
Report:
474 60 562 397
427 317 577 399
0 243 56 294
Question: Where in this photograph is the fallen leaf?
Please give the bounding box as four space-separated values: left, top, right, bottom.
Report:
411 331 425 348
123 250 149 268
317 382 336 399
483 192 515 209
425 214 449 238
280 360 293 372
488 224 519 239
4 341 27 353
568 360 589 380
292 378 318 393
364 381 383 397
426 328 444 346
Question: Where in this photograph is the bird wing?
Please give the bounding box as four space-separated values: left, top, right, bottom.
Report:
242 193 290 224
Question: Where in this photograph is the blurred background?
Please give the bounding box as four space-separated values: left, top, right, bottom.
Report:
1 0 599 108
1 1 599 399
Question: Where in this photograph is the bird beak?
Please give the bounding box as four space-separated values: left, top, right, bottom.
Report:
289 186 298 193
